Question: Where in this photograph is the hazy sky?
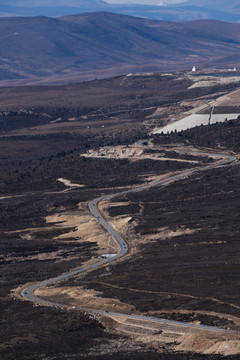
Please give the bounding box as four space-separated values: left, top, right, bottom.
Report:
106 0 185 4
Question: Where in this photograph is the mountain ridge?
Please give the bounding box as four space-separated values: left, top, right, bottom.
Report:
1 0 240 22
1 12 240 86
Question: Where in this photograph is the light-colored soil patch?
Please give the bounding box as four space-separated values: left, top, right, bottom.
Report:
215 88 240 107
106 202 130 207
203 340 240 355
144 226 197 242
150 309 240 328
85 145 143 160
6 199 118 263
0 194 24 200
45 206 117 254
7 226 56 235
146 106 168 119
99 200 134 247
33 280 240 355
99 195 198 257
57 178 84 188
109 216 132 231
188 75 240 89
103 314 240 355
84 144 201 164
34 286 135 313
176 332 240 355
3 248 81 263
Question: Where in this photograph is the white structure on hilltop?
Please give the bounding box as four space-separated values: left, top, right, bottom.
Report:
192 66 196 72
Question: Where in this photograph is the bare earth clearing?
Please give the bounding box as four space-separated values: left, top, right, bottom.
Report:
155 82 240 134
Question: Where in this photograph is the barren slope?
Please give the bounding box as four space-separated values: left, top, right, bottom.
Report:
1 13 240 85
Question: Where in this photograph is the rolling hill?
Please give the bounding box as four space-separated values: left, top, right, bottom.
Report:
1 12 240 85
0 0 240 22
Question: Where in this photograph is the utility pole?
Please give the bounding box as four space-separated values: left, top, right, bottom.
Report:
208 105 214 125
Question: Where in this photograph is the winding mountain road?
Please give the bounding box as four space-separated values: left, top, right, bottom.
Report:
21 148 238 335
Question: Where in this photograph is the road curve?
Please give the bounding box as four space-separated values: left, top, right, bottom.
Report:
21 149 238 334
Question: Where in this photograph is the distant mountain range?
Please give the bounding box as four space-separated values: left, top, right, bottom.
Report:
1 12 240 86
1 0 240 22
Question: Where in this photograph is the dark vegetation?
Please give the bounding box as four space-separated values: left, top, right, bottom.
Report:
1 13 240 85
0 160 203 358
142 148 211 163
1 75 240 359
0 74 192 161
148 312 234 328
82 119 240 333
0 73 223 112
0 300 132 360
0 155 196 195
200 105 240 115
0 73 238 164
153 116 240 152
0 146 198 358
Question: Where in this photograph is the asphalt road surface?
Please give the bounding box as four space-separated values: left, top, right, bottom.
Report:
21 149 238 334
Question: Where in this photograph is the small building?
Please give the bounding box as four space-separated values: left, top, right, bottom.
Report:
192 66 196 72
